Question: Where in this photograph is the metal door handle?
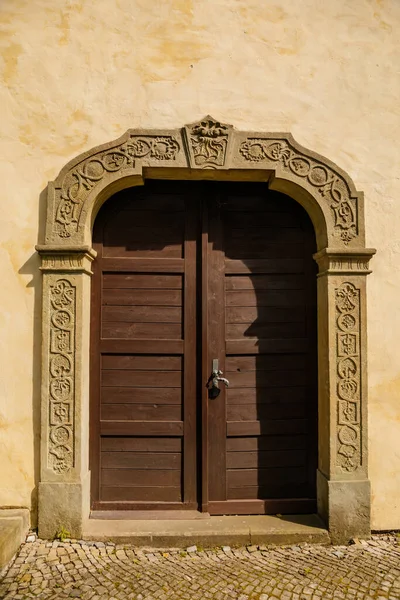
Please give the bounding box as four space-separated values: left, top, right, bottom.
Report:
206 359 230 389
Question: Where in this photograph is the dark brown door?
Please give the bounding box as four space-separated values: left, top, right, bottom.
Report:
205 183 317 515
90 180 317 513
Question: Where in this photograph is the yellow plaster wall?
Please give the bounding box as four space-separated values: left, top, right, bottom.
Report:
0 0 399 529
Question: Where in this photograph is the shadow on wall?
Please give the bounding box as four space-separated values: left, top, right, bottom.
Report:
17 186 48 527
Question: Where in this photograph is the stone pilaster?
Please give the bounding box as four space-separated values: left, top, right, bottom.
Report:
314 248 375 543
36 247 95 539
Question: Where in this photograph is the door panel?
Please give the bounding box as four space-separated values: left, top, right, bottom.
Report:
90 184 198 510
206 183 317 515
90 180 317 515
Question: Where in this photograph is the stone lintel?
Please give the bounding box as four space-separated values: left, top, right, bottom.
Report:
314 247 376 276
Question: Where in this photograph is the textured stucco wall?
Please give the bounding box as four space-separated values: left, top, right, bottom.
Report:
0 0 399 529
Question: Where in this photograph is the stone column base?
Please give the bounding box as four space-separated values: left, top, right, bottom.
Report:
317 470 371 544
38 473 90 540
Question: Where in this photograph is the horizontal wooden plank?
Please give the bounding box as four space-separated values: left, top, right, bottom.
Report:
226 370 307 388
103 274 182 289
227 387 307 404
226 306 304 324
208 498 317 515
100 339 184 354
101 387 182 405
227 484 312 500
225 243 305 260
101 452 181 470
225 275 305 291
226 322 305 340
226 339 309 354
227 403 305 422
102 306 182 323
101 404 182 421
100 420 184 436
101 370 182 388
112 195 185 212
228 228 305 243
105 225 183 242
101 437 182 453
226 450 307 469
227 419 308 436
103 289 182 306
226 435 306 452
102 355 182 371
221 196 298 212
100 486 182 502
225 290 306 307
225 259 304 274
224 211 301 228
101 469 181 486
226 355 307 372
104 210 185 228
102 322 182 339
228 467 308 487
100 258 185 273
104 244 183 259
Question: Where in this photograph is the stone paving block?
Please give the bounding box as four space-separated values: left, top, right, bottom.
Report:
0 535 400 599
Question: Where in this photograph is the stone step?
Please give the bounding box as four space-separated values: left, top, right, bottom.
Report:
0 509 30 573
83 513 330 548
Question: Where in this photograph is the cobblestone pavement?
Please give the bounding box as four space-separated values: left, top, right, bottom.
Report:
1 535 400 600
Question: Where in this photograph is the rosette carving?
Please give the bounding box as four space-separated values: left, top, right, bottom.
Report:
48 279 76 473
335 282 361 472
56 136 180 238
240 139 357 244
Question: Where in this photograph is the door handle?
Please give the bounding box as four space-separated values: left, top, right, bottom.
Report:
206 359 230 391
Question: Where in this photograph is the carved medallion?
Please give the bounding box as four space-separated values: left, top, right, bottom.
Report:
240 138 358 244
335 282 361 472
48 279 76 473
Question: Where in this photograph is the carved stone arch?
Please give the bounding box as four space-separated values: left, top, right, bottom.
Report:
36 117 375 544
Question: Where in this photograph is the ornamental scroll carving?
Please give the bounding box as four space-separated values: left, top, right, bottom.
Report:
240 139 357 244
48 279 76 473
335 282 361 472
56 136 180 238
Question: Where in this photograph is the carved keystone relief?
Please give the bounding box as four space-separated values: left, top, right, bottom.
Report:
48 279 76 473
56 135 180 238
183 116 233 168
240 139 357 245
335 282 361 472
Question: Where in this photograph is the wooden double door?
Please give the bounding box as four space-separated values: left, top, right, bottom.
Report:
90 180 318 514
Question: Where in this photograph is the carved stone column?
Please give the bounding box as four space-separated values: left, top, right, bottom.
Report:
36 247 95 539
314 248 375 544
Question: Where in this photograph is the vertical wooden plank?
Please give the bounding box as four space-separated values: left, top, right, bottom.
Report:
207 190 227 501
201 198 209 512
302 212 318 496
183 197 198 504
89 228 103 504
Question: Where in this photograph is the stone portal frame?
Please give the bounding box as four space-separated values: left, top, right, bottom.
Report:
36 117 375 544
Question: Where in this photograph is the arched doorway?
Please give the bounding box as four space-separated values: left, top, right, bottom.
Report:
37 118 375 543
89 180 318 514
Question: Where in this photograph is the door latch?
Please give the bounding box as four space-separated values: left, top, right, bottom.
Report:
206 359 229 399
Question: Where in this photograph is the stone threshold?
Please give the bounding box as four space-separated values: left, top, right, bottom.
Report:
84 513 330 548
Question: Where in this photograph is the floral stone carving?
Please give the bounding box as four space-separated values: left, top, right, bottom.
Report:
184 116 232 168
48 279 76 473
240 139 357 244
56 135 180 238
335 282 361 472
